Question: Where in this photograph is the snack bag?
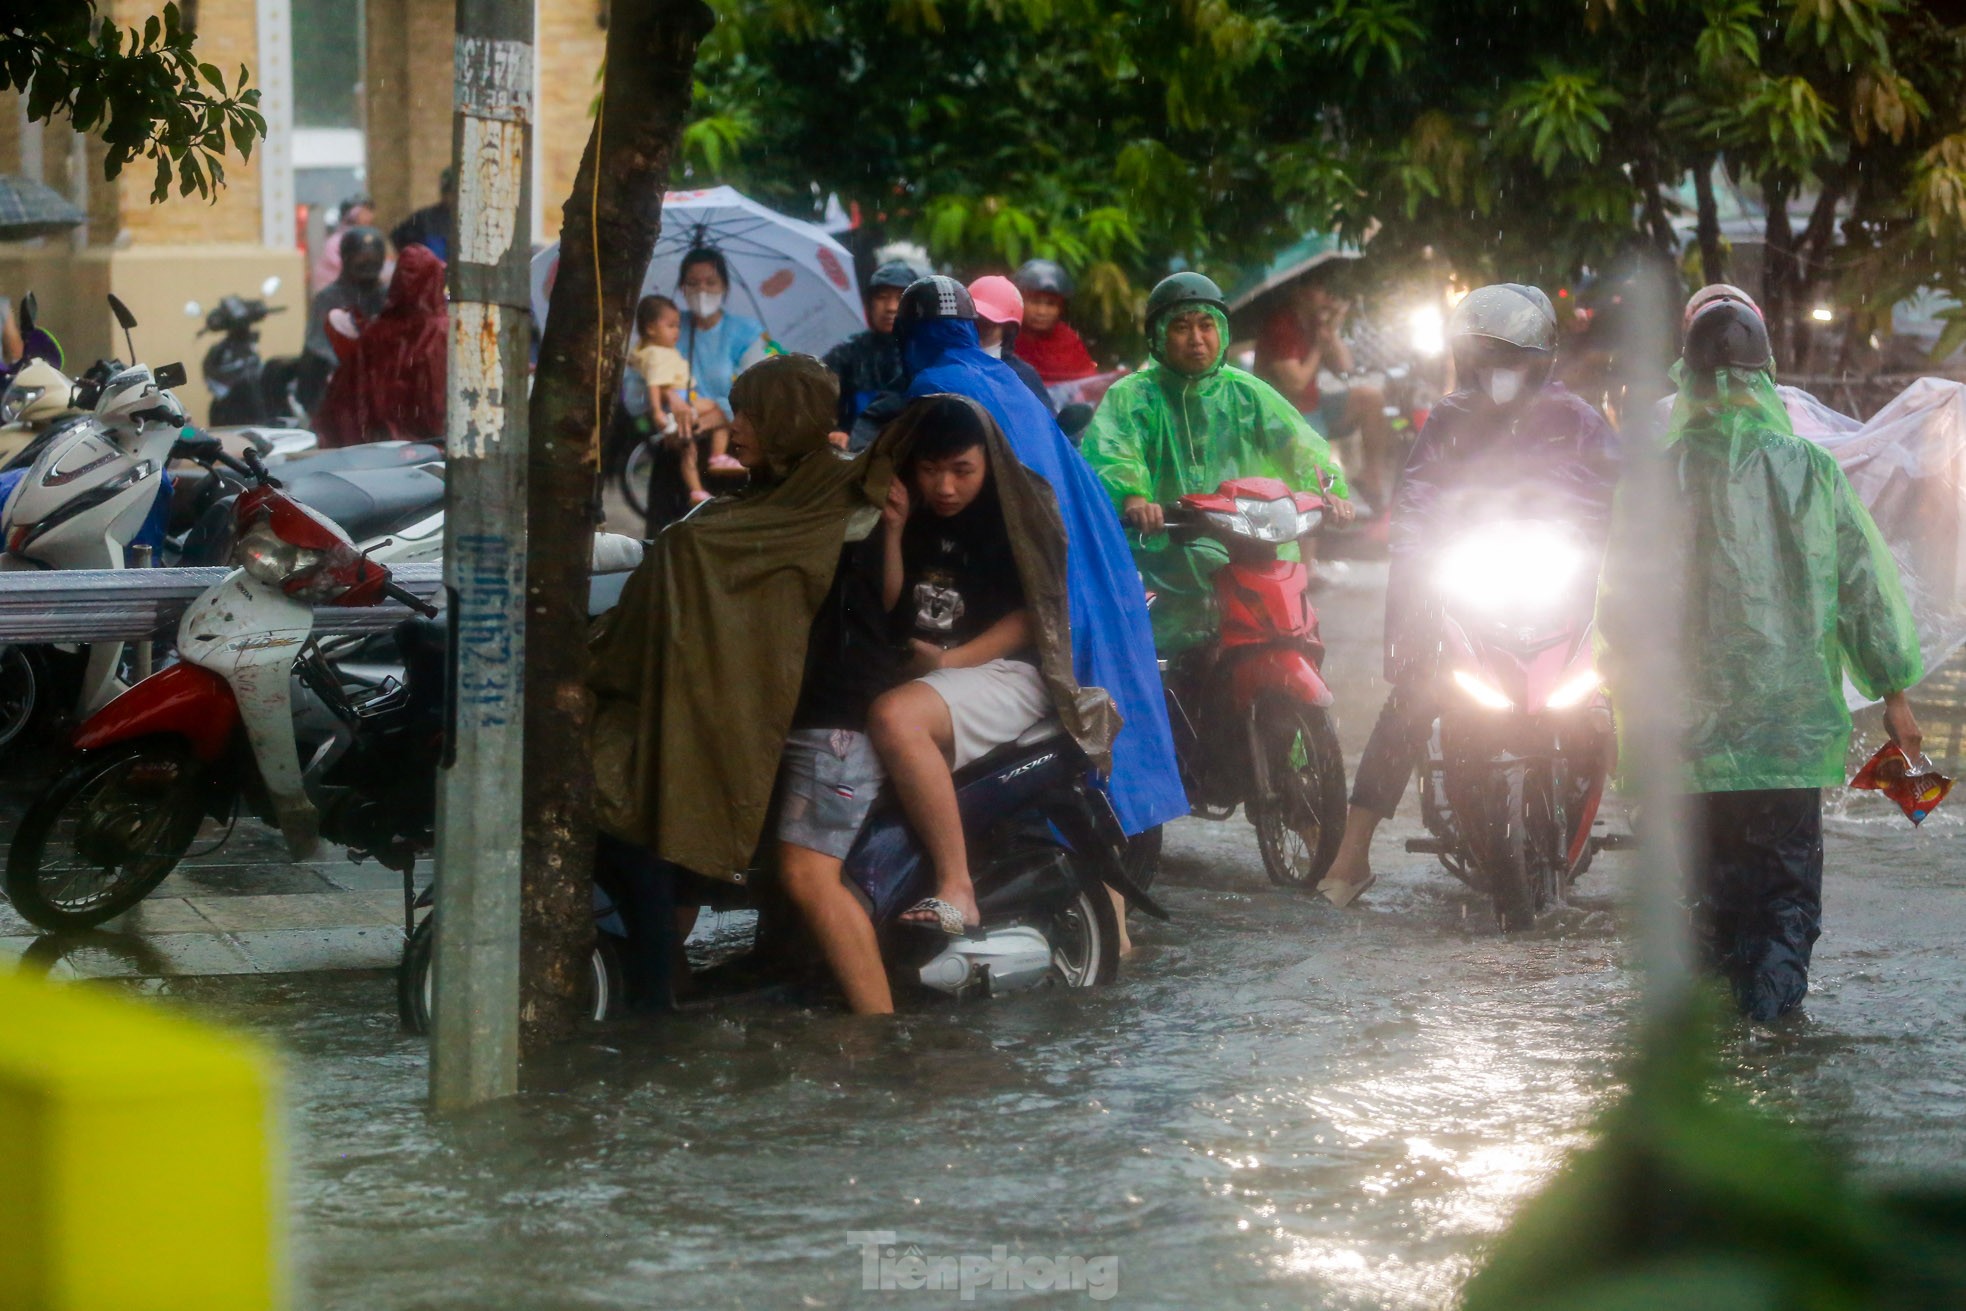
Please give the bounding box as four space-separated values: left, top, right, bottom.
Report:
1850 742 1954 826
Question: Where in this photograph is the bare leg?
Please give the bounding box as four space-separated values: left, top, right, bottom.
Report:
1346 385 1393 507
867 683 978 928
1320 804 1386 904
778 842 893 1013
708 426 729 460
1108 886 1133 956
679 439 705 494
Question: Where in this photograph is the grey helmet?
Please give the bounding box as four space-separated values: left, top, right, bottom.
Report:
1013 258 1073 299
1449 283 1558 406
868 259 928 293
1448 283 1558 355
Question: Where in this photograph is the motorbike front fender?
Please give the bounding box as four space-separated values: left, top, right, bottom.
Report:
72 660 239 762
1228 645 1334 716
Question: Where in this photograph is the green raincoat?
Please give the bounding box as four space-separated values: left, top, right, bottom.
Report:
1597 366 1923 793
1080 303 1348 653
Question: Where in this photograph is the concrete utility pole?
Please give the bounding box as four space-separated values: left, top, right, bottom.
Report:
430 0 535 1111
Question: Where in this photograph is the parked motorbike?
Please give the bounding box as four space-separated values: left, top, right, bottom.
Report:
189 277 307 429
1405 518 1623 929
1152 476 1349 889
0 293 86 472
398 718 1165 1028
3 453 443 931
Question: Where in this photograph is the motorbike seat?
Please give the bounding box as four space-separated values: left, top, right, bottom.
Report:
285 466 446 544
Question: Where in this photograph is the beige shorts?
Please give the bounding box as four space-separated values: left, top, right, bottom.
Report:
916 658 1051 769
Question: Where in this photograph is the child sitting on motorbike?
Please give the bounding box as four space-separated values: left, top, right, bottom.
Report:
866 397 1049 938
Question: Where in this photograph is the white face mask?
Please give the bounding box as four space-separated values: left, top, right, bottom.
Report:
685 289 724 319
1484 368 1525 406
979 340 1002 358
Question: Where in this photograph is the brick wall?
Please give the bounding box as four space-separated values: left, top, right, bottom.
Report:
535 0 607 241
364 0 457 235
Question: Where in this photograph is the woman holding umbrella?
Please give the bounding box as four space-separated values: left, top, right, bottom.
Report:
677 247 771 461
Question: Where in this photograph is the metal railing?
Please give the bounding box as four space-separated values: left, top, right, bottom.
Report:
0 564 444 643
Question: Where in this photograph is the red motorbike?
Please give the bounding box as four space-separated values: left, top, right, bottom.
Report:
1153 476 1348 888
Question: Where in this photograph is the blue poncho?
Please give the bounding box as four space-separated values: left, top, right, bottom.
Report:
903 318 1187 835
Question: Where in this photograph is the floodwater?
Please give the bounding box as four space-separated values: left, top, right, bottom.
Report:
40 564 1966 1308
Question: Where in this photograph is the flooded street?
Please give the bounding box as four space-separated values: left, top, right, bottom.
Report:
12 561 1965 1309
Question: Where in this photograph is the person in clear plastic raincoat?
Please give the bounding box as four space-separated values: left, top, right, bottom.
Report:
1080 272 1352 656
1597 300 1925 1023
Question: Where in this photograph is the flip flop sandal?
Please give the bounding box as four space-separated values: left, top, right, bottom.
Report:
900 896 984 939
1316 872 1376 909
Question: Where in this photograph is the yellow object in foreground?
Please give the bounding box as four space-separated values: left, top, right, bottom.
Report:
0 970 283 1310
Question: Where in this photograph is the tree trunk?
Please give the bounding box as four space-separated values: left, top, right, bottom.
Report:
519 0 716 1049
1693 157 1724 286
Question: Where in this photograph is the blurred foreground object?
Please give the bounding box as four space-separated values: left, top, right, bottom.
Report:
0 971 282 1309
1463 1004 1966 1311
1849 741 1954 826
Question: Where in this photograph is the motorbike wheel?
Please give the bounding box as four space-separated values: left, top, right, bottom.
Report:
398 917 622 1034
1251 698 1348 889
619 438 658 523
1486 768 1563 932
0 645 38 752
5 742 211 931
1047 874 1123 988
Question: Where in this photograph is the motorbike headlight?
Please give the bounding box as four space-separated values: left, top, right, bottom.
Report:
1232 496 1305 543
1545 668 1602 710
1436 523 1585 615
1409 305 1446 358
237 520 328 591
1452 669 1514 711
1 384 44 424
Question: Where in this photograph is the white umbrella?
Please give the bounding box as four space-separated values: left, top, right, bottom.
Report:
529 186 866 357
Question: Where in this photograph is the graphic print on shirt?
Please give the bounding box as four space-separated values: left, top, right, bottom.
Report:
911 556 967 638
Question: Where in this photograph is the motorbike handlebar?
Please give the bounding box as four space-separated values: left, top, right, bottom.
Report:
385 580 439 618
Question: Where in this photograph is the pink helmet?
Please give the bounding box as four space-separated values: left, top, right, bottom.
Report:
968 274 1025 326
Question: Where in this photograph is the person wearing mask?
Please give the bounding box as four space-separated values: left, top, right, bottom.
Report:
1598 301 1923 1022
311 194 376 294
895 275 1188 949
1253 268 1397 511
313 244 449 448
391 169 455 264
300 225 389 415
968 274 1056 414
1010 259 1099 385
1318 284 1620 907
822 258 927 442
1080 272 1354 658
675 247 771 449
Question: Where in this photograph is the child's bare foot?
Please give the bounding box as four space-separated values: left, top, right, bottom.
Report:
707 453 745 473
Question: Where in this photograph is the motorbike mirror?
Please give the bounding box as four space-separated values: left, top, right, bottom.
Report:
184 300 203 318
260 275 282 298
107 293 138 332
18 291 36 335
154 362 188 389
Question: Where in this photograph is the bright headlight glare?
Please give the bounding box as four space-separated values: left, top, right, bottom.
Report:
1409 305 1446 357
1436 523 1584 614
1452 668 1513 710
1545 668 1603 710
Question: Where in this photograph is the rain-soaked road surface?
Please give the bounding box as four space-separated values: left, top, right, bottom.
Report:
8 561 1965 1309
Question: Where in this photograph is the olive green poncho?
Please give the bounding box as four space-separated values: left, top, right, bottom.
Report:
588 358 1113 880
1596 365 1923 793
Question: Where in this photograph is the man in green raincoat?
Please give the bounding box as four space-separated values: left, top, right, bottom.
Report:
1080 272 1352 654
1597 301 1925 1023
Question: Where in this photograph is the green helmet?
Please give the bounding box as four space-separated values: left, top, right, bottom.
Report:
1145 271 1227 332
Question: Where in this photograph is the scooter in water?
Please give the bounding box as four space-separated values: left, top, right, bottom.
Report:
1406 518 1625 929
3 453 443 931
189 277 307 429
1151 476 1349 889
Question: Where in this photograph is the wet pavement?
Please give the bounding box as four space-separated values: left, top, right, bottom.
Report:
4 558 1963 1309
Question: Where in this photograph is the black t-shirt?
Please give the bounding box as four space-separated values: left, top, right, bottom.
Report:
894 492 1030 656
792 529 905 731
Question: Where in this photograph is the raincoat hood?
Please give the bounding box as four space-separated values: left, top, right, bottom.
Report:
385 243 448 319
1597 362 1922 792
905 318 1189 835
1147 301 1231 381
730 353 837 478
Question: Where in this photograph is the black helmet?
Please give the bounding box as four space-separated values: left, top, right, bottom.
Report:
1683 300 1771 375
894 275 976 339
1013 258 1073 299
868 259 927 293
1145 271 1227 330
